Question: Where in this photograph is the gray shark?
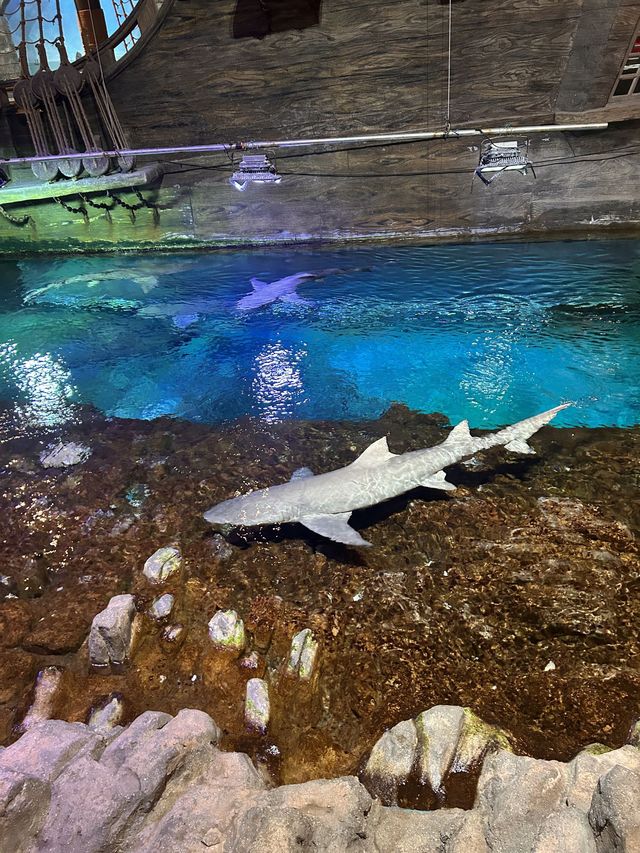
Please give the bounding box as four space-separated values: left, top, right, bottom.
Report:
136 268 349 327
236 269 346 311
203 403 570 547
25 270 159 303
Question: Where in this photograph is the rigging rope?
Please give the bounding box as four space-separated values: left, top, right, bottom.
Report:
445 0 452 131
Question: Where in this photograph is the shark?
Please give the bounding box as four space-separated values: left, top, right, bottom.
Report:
24 270 160 304
136 268 351 327
203 403 570 547
235 268 347 311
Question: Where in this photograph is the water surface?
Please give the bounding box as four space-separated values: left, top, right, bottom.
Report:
0 239 639 438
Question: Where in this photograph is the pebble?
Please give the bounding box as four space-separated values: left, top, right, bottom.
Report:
149 593 175 620
208 610 245 650
19 667 63 731
88 696 123 733
162 623 185 644
40 442 91 468
544 660 557 672
245 678 270 733
286 628 318 679
143 547 182 584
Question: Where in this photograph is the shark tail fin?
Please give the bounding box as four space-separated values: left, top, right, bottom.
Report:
444 419 472 446
250 278 269 290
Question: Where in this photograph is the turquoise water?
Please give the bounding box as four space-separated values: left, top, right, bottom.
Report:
0 239 639 436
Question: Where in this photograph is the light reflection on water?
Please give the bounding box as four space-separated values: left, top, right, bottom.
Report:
0 238 638 436
0 340 79 437
252 342 307 423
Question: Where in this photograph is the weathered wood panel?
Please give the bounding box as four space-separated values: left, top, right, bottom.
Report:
2 0 640 250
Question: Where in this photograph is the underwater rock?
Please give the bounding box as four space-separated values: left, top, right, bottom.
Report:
19 667 63 732
142 546 182 584
362 705 512 803
286 628 318 680
88 696 124 734
208 610 245 650
208 534 234 560
451 708 512 777
88 594 136 666
416 705 465 795
125 483 150 510
39 442 92 469
15 559 48 599
162 623 185 645
241 651 260 670
362 719 418 804
245 678 270 733
149 594 174 621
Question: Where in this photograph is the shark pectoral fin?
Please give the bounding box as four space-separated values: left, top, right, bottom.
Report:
299 513 372 547
172 313 200 329
290 467 314 481
419 470 456 491
250 278 269 290
350 436 396 468
504 438 536 455
444 419 472 446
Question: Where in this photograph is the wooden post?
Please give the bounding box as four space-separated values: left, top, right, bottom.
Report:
74 0 109 54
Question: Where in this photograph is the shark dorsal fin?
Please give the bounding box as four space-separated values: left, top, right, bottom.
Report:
444 419 471 446
299 512 372 547
250 278 269 290
350 436 396 468
290 467 314 481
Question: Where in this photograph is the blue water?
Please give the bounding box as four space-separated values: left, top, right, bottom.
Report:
0 239 639 437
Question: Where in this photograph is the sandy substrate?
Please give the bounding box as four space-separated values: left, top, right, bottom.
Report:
0 405 638 805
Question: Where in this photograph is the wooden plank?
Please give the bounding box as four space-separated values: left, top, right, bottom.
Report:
0 163 164 205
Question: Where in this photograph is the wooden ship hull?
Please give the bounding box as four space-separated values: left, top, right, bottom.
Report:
1 0 640 252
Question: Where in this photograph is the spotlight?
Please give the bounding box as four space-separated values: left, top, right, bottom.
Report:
474 139 536 185
229 153 281 191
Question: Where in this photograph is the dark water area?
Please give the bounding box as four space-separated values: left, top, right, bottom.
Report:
0 238 638 797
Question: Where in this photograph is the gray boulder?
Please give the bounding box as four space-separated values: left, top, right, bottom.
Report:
39 442 91 469
474 750 571 853
362 719 417 804
208 609 245 650
89 594 136 666
0 767 50 853
245 678 270 733
19 668 63 732
532 807 596 852
588 764 640 852
374 803 467 852
142 547 182 584
149 593 174 620
88 696 124 735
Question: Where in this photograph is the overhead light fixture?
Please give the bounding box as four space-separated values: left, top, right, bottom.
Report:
474 139 536 186
229 153 282 191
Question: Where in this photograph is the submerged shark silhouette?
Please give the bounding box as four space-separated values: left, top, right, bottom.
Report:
236 269 346 311
136 269 350 327
204 403 570 547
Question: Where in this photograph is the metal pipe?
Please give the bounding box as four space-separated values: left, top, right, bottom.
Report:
0 122 610 166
